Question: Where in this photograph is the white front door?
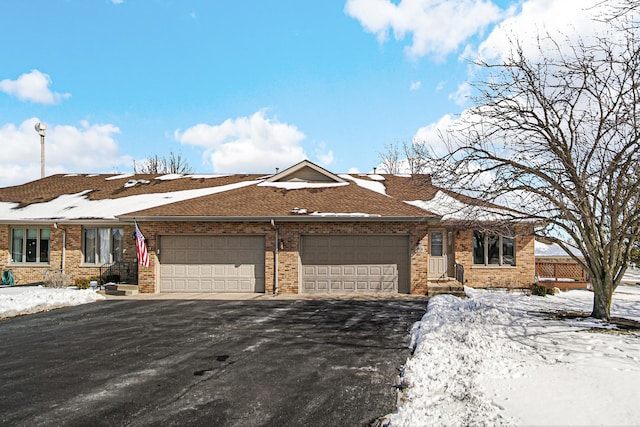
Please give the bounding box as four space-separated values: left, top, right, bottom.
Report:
428 230 448 279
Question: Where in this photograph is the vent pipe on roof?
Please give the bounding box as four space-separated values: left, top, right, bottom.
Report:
275 167 279 174
373 167 377 174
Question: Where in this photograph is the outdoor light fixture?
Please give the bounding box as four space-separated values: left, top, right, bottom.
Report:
34 122 47 179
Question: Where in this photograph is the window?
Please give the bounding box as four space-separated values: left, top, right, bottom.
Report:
11 228 50 264
473 230 515 266
83 227 124 265
430 232 443 256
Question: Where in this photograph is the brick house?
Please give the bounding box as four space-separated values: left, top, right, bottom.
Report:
0 160 535 294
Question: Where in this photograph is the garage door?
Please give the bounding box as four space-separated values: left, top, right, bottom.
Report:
159 235 265 293
300 235 409 294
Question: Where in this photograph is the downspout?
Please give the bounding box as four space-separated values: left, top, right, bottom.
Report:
54 223 66 274
270 219 278 295
61 228 66 274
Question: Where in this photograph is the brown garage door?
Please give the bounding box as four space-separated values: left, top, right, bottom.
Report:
159 235 265 293
300 235 409 294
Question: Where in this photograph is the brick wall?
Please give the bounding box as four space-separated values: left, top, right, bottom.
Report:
454 225 535 289
0 224 137 286
134 220 431 294
1 220 536 293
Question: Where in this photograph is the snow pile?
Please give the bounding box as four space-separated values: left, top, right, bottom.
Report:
0 286 105 319
388 286 640 427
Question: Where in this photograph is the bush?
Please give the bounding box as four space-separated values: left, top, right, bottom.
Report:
75 278 90 289
43 270 71 288
532 283 553 296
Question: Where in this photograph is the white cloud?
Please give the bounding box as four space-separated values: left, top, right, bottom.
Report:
0 70 71 105
449 81 471 106
345 0 504 59
312 142 335 167
413 114 458 157
0 118 132 187
174 110 308 173
112 0 123 4
477 0 611 62
410 80 422 91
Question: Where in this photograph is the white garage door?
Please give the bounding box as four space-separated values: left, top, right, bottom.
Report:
300 235 409 294
159 235 265 293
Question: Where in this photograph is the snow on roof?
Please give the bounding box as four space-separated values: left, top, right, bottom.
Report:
406 190 511 221
535 240 582 257
155 174 184 180
187 174 231 179
0 180 261 221
339 174 388 196
105 173 134 181
367 174 385 181
257 181 349 190
308 212 383 218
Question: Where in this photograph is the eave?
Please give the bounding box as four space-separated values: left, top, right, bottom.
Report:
116 215 441 224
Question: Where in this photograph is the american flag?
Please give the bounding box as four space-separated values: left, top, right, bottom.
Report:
134 222 150 267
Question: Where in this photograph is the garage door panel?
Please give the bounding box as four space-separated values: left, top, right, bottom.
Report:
301 235 408 294
160 235 265 293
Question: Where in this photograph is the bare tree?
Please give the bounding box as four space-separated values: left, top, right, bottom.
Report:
133 151 194 174
428 19 640 320
403 140 429 174
378 143 401 174
378 140 431 174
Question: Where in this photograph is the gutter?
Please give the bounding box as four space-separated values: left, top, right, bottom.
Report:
115 215 441 224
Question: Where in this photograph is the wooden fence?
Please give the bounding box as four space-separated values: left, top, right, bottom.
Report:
535 260 589 290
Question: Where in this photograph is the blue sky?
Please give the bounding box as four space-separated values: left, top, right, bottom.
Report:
0 0 604 186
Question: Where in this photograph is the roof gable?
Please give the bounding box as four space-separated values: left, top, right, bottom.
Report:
265 160 346 184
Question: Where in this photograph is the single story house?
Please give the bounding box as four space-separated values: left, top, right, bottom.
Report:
0 160 535 295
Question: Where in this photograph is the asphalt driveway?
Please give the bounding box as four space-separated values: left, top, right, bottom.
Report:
0 298 426 426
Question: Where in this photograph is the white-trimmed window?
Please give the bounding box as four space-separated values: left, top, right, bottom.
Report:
11 228 50 264
83 227 124 265
473 230 515 266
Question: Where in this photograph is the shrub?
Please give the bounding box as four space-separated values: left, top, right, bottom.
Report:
532 283 553 296
75 278 90 289
43 270 71 288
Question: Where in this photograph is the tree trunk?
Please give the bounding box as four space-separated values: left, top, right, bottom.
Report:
590 278 614 321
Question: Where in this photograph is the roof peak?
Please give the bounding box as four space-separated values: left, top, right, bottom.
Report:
265 159 346 184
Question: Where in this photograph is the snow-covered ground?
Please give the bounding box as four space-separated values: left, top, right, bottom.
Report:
0 286 104 319
2 270 639 426
387 282 640 427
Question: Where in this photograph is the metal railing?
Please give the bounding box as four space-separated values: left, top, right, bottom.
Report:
99 261 138 285
454 263 464 284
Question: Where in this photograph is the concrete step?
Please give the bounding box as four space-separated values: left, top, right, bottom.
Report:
101 283 139 296
427 283 465 298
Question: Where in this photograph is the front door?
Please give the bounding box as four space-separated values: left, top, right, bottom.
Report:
428 230 449 279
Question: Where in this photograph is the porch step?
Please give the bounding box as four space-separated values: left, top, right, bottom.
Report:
427 282 466 298
102 283 138 296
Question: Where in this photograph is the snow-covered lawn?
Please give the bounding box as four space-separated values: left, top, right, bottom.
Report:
0 286 104 319
2 271 639 426
387 284 640 427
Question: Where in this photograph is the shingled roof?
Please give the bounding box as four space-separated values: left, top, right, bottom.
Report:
0 160 513 222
